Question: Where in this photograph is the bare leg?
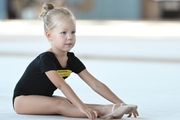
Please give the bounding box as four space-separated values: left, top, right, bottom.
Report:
14 95 123 118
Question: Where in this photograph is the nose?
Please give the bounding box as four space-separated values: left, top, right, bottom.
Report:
67 33 72 40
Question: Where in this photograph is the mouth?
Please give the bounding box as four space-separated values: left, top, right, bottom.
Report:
65 43 72 46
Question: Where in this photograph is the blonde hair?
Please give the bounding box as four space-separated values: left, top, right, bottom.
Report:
39 3 76 32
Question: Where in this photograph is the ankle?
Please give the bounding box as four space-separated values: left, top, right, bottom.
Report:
101 105 112 116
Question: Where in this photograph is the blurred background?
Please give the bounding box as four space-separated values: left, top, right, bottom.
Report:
1 0 180 120
1 0 180 60
1 0 180 20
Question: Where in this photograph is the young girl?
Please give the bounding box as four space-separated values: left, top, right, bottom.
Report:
13 3 139 120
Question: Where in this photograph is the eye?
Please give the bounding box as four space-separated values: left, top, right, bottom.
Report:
72 31 76 34
60 31 66 35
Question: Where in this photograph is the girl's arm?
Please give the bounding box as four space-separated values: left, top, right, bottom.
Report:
45 70 97 119
46 70 85 107
79 69 139 118
78 69 124 104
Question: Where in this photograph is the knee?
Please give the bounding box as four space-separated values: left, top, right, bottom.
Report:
56 99 71 115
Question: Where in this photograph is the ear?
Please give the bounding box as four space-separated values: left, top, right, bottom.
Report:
46 30 53 41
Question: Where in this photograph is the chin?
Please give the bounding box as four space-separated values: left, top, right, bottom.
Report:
64 49 72 52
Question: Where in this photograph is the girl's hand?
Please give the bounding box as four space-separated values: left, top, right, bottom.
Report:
127 110 139 118
79 106 98 120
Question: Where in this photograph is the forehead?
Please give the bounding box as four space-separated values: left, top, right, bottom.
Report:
57 18 76 29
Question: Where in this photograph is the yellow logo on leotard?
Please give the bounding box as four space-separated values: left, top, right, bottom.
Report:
57 70 72 77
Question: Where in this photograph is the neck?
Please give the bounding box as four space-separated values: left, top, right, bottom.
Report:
49 48 67 58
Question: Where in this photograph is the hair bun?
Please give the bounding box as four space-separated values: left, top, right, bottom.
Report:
43 3 54 11
39 3 54 19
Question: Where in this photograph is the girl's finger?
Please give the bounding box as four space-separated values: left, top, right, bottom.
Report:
93 110 98 118
133 112 136 117
88 110 95 120
127 113 132 117
133 111 139 117
85 110 92 119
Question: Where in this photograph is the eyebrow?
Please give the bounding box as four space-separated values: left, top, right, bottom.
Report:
61 29 76 31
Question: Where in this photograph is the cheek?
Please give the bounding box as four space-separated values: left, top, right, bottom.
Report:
58 39 66 45
56 35 65 42
73 35 76 40
73 37 76 44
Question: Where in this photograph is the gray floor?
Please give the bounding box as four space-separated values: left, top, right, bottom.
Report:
1 21 180 120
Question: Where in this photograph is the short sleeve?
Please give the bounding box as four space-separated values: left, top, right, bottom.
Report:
38 54 57 73
68 52 86 74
